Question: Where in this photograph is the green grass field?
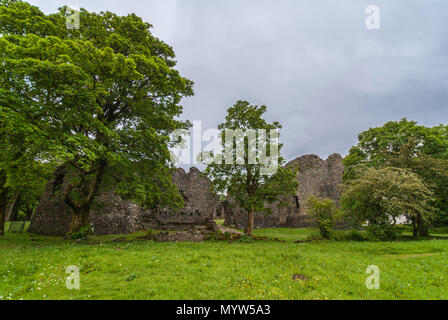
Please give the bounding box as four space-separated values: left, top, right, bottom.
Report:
1 223 447 300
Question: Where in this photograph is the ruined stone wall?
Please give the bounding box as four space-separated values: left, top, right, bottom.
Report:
29 154 344 235
29 167 219 236
28 167 74 236
223 153 344 229
289 153 344 217
139 168 219 231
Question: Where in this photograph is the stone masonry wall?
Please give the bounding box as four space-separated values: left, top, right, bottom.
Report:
29 167 219 236
224 154 344 229
29 154 344 235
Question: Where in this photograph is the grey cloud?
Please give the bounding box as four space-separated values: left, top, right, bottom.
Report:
32 0 448 162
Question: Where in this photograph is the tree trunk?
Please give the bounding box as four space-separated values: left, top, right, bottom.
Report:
69 206 90 234
0 208 4 236
416 214 429 237
65 160 106 236
412 219 418 238
5 193 19 221
25 206 34 221
0 209 5 236
244 209 255 235
0 190 8 236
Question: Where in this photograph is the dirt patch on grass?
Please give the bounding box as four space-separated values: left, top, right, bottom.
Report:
0 244 17 249
292 274 310 282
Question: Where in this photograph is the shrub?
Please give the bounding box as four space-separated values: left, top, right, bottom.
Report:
341 167 435 239
67 225 94 240
331 229 368 242
306 196 342 239
365 224 401 241
346 229 368 242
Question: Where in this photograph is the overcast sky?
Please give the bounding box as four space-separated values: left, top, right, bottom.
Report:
30 0 448 164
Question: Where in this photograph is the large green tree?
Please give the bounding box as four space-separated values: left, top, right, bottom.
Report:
0 96 52 235
0 1 193 234
202 101 298 235
386 138 448 226
343 119 448 226
341 167 435 239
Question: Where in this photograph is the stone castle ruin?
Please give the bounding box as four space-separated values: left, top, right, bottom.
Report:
29 167 219 236
29 154 344 235
223 154 344 229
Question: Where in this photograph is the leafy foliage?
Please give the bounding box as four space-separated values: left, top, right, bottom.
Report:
341 167 436 240
0 1 194 233
306 196 342 239
203 101 298 234
0 73 53 234
67 224 94 240
343 119 448 226
386 138 448 227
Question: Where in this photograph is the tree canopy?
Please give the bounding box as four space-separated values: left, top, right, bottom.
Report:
343 119 448 226
341 167 435 239
202 100 298 234
0 0 194 234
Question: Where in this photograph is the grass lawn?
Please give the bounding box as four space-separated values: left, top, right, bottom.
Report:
0 224 447 300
